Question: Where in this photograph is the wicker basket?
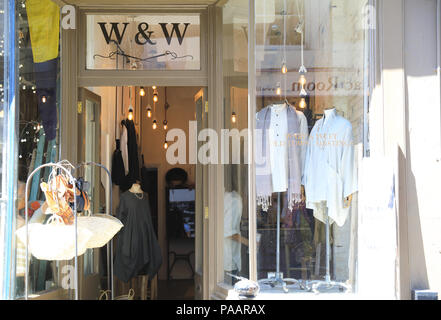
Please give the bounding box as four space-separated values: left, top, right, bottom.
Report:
99 289 135 300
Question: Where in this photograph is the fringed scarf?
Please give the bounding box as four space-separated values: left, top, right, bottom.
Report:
256 104 302 211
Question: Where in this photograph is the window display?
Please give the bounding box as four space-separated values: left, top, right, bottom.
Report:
254 0 368 294
222 0 250 286
11 0 62 298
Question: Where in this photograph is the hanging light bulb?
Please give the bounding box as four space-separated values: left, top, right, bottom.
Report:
139 87 146 97
128 107 134 121
152 120 158 130
276 82 282 96
146 106 152 118
281 61 288 74
163 120 168 130
299 74 307 86
231 112 237 124
153 90 159 103
163 140 168 150
41 95 47 103
152 86 157 90
299 98 307 109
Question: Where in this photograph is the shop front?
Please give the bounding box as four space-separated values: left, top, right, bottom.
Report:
0 0 440 301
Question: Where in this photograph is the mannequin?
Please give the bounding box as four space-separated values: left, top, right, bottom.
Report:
129 181 143 194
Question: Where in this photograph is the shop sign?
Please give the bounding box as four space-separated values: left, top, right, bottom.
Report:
86 14 201 71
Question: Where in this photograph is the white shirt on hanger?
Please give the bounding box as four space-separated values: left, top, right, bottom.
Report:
302 108 358 227
269 104 289 193
120 124 129 176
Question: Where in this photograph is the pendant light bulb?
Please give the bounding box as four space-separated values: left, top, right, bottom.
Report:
276 83 282 96
146 106 152 118
164 140 168 150
140 87 146 97
152 86 157 90
299 98 307 109
128 107 134 121
231 112 237 124
153 91 159 103
281 61 288 74
299 74 307 86
152 120 158 130
163 120 168 130
41 95 47 104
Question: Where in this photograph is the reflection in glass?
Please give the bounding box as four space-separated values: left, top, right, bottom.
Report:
222 0 249 286
254 0 367 293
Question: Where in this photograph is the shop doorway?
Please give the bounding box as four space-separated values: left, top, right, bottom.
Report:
77 85 206 300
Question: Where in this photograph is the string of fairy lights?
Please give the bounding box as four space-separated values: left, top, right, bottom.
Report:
16 0 56 161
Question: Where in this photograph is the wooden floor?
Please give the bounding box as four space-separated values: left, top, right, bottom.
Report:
158 280 194 300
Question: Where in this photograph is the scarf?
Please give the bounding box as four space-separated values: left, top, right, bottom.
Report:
255 104 302 211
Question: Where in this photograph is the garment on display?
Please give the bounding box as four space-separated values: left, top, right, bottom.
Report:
114 189 162 283
111 139 125 186
255 103 302 212
112 119 141 192
34 59 58 141
302 108 358 227
224 191 243 274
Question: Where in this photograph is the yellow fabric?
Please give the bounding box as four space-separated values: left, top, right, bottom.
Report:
26 0 60 63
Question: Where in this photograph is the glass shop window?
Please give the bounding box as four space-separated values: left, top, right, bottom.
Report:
13 0 62 298
253 0 368 294
221 0 250 286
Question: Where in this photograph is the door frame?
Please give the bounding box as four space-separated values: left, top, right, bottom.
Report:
60 4 219 300
77 87 102 300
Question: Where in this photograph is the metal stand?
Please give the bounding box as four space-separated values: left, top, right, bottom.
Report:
24 161 115 300
74 161 114 300
258 193 304 293
24 163 79 300
306 209 351 294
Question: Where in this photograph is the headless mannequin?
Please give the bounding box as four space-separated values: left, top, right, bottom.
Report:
129 182 143 194
323 107 353 209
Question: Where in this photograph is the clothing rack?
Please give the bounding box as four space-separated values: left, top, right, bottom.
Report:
258 192 304 293
24 161 115 300
305 208 352 294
